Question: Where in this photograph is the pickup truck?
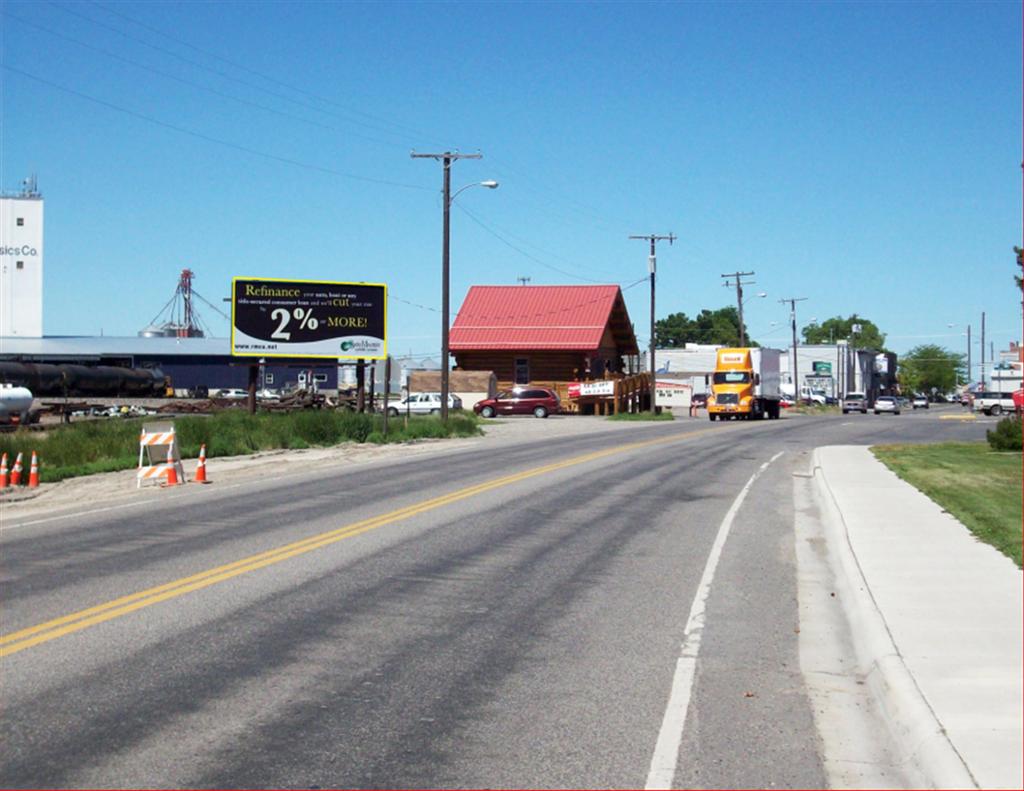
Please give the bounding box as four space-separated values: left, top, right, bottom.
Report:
972 392 1016 416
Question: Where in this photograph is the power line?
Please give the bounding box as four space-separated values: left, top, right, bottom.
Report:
48 1 444 150
389 277 647 323
6 12 339 133
454 203 611 284
2 64 432 191
88 0 451 148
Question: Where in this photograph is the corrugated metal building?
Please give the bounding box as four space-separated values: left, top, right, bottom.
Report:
0 336 339 394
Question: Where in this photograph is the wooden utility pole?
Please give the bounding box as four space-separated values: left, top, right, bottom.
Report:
779 297 808 401
980 312 986 390
411 150 486 424
967 324 972 387
721 271 755 347
629 233 675 412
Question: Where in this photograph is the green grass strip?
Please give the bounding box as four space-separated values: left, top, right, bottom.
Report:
0 410 482 484
872 442 1022 568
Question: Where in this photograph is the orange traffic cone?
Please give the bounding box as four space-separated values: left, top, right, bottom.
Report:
10 452 23 486
0 453 8 488
193 444 210 484
27 451 39 488
163 445 180 487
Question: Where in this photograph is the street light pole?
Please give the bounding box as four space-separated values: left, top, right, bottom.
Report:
630 233 675 413
411 151 496 423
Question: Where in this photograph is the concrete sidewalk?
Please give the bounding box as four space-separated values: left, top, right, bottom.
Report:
812 446 1022 790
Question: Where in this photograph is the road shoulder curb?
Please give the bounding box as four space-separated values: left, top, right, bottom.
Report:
808 446 978 790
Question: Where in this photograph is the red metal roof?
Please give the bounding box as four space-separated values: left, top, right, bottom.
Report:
450 285 636 351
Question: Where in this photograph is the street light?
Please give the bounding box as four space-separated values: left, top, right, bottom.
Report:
412 150 498 423
440 178 499 420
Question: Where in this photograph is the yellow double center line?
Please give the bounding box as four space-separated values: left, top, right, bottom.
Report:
1 427 714 657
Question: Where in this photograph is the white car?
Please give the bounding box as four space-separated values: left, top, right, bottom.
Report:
218 388 249 400
912 395 929 409
386 392 463 416
874 396 901 415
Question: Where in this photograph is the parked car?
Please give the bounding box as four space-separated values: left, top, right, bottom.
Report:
387 392 462 416
972 391 1016 416
912 395 929 410
691 393 709 409
874 395 901 415
218 388 249 400
474 387 560 418
842 392 867 414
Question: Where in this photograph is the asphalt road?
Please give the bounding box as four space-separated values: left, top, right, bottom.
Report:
0 407 990 789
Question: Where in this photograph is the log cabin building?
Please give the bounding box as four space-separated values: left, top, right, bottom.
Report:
449 286 643 408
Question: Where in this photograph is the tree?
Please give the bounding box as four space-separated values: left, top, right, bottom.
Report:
655 306 756 348
898 344 965 395
1014 246 1023 292
802 314 887 351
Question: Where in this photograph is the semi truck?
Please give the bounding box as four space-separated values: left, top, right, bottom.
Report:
707 347 782 421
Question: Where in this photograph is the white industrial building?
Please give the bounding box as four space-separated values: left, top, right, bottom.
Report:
655 342 897 401
0 177 44 339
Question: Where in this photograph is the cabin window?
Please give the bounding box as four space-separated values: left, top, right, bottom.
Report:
514 358 529 385
264 373 275 384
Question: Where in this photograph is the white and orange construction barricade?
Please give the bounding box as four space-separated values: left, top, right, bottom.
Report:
137 424 185 488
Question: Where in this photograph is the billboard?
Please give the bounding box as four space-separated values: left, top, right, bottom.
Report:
231 278 386 359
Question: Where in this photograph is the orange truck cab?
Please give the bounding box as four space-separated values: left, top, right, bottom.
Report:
707 347 782 421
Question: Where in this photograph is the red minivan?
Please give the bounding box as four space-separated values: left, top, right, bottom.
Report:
474 387 560 419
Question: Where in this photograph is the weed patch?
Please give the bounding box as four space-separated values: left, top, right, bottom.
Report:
0 409 482 483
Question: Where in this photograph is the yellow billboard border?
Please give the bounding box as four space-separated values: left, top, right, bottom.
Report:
231 276 388 361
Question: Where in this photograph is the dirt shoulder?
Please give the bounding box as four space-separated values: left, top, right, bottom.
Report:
0 415 657 520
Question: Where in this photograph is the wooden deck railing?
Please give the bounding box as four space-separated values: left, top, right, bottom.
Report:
497 372 652 415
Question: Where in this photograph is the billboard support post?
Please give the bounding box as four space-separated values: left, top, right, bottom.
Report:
248 364 257 415
383 356 391 437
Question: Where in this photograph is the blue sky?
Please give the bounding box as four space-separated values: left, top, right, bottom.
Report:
2 0 1020 368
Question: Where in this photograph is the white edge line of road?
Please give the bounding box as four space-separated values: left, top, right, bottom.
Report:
644 450 785 790
808 446 979 790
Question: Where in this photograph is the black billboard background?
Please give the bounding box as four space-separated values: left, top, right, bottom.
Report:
232 279 385 345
